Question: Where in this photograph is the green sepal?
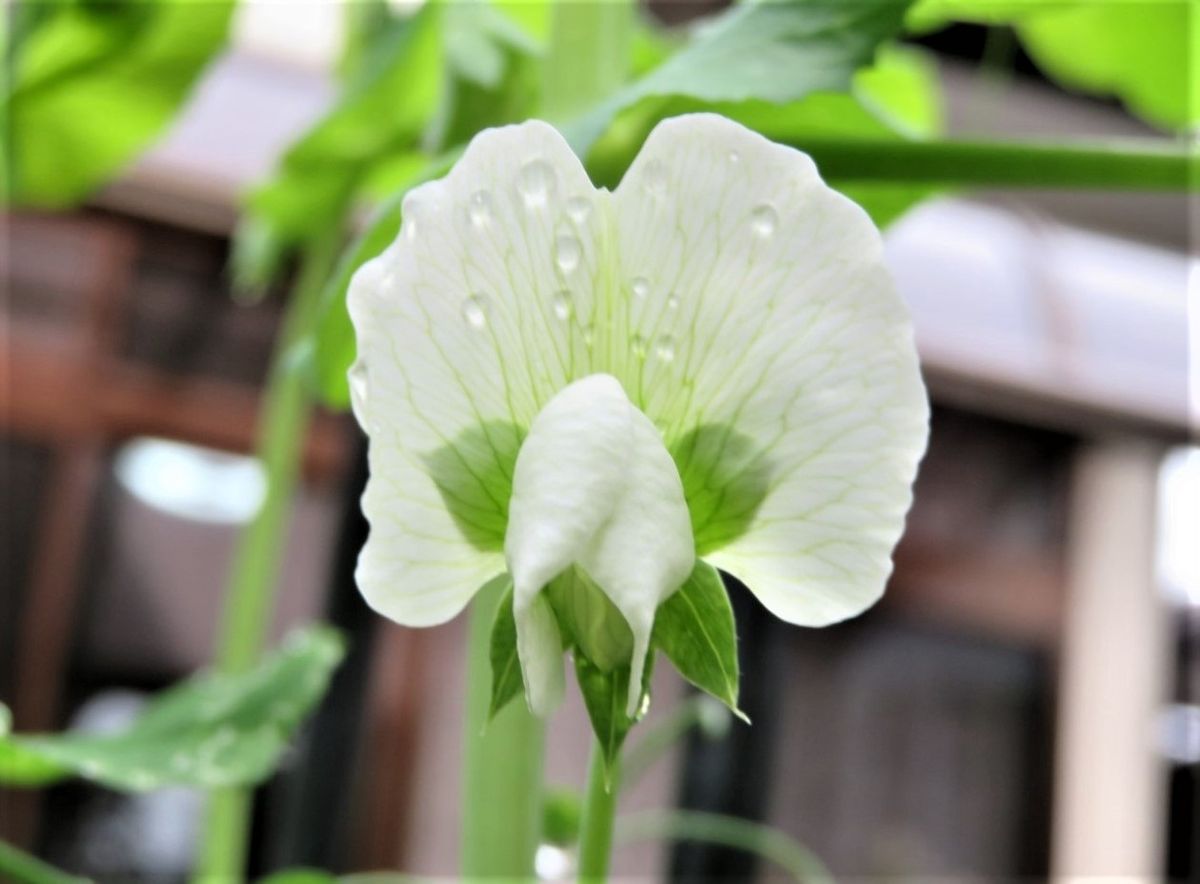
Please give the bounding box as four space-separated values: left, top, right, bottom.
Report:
575 650 655 775
653 561 746 721
0 626 344 791
487 578 524 720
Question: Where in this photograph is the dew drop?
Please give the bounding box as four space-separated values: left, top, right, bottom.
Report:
462 295 489 329
728 150 741 164
517 159 556 207
751 204 778 238
636 689 652 720
630 277 650 300
566 195 592 223
468 190 494 226
631 334 648 359
666 293 680 311
655 335 676 363
551 290 573 321
581 323 595 348
643 158 668 194
554 234 581 274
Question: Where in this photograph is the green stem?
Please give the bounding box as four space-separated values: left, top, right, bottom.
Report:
461 580 545 879
616 810 835 884
0 840 88 884
589 136 1197 191
577 742 620 883
193 228 342 883
543 0 634 120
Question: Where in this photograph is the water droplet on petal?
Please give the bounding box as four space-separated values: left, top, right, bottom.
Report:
636 689 652 720
666 293 680 311
566 195 591 223
631 334 648 359
728 150 741 164
462 295 489 329
551 290 573 321
655 335 676 363
468 190 494 226
631 277 650 300
348 361 369 422
643 159 668 194
554 234 581 273
517 159 556 207
751 204 778 238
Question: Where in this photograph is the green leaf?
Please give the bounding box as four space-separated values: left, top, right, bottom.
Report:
652 561 744 718
488 580 525 718
575 651 655 771
2 0 234 207
561 0 913 156
0 626 345 792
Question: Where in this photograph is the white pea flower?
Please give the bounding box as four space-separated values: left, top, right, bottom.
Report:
348 114 928 718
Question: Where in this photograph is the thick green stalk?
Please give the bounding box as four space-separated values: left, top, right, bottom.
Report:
193 229 341 883
0 840 88 884
577 742 620 883
543 0 634 120
588 136 1197 191
461 581 545 879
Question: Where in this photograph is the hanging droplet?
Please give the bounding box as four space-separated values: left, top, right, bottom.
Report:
468 190 494 227
655 335 676 363
631 277 650 300
636 689 652 720
554 234 581 273
462 294 489 329
666 293 680 311
631 334 648 359
643 159 668 195
517 159 556 207
566 195 591 223
751 204 778 238
551 290 572 321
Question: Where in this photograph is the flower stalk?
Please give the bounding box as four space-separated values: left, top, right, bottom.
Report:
577 741 621 883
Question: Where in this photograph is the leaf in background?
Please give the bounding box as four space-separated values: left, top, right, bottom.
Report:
489 580 525 718
0 626 345 791
587 44 943 228
906 0 1195 132
2 0 234 207
652 562 744 718
232 6 442 289
561 0 913 155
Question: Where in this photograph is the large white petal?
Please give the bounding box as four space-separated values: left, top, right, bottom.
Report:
348 121 605 626
506 374 694 716
611 114 928 626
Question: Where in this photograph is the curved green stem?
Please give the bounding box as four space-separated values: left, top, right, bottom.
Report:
461 580 544 879
0 840 88 884
589 136 1197 191
616 809 834 884
577 742 620 883
193 228 342 883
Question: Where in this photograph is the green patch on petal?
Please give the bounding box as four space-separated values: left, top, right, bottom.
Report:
575 651 655 773
545 568 634 673
670 425 772 556
488 581 524 719
424 421 525 552
653 561 744 719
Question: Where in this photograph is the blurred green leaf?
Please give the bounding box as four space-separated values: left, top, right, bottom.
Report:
906 0 1195 131
652 562 743 717
0 626 345 791
2 0 233 207
561 0 913 155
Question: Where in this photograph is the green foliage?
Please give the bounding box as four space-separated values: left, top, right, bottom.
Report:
561 0 915 155
2 0 234 207
546 569 635 673
488 582 524 718
906 0 1196 131
652 562 743 718
0 626 344 792
575 652 654 772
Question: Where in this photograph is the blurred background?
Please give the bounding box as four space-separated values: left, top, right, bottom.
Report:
1 0 1195 881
